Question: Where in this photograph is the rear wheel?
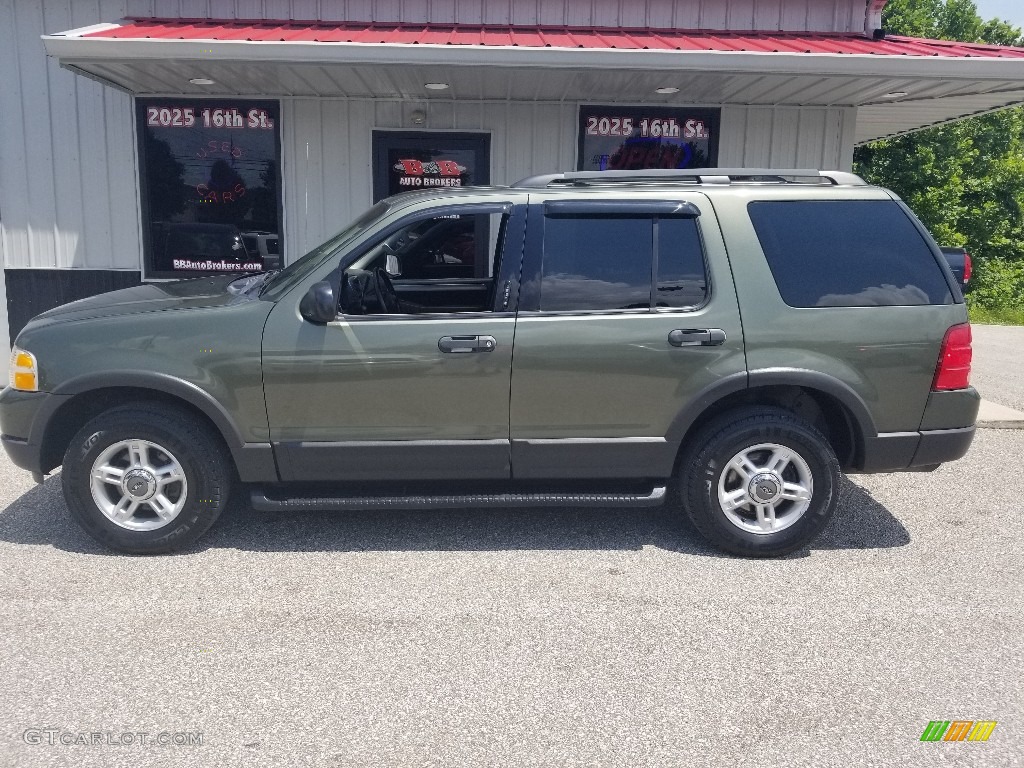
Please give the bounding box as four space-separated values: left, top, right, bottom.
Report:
679 407 840 557
62 404 231 554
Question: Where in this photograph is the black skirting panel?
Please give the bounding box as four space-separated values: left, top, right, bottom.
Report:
5 269 142 341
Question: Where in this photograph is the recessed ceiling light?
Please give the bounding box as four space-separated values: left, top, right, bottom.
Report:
881 91 908 99
424 82 450 90
655 87 680 94
189 77 216 86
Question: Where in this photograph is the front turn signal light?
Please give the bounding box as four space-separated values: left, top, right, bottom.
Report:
9 347 39 392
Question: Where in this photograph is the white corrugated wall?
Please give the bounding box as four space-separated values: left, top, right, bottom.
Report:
0 0 142 274
281 98 857 258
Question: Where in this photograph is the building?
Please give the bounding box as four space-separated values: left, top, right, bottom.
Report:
3 0 1024 373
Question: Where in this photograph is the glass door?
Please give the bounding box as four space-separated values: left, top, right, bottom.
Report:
372 131 491 202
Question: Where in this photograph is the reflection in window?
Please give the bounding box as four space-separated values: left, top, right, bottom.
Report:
657 217 708 308
541 216 653 311
748 201 953 307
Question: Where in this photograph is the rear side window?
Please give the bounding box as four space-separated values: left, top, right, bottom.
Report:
541 214 707 312
657 217 707 308
541 215 652 311
748 200 953 307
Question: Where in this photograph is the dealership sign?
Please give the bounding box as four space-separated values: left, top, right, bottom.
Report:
577 105 721 172
393 159 469 188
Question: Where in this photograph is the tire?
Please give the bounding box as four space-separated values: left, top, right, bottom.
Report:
61 404 232 554
679 406 840 558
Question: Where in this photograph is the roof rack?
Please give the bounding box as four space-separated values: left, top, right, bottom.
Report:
513 169 868 188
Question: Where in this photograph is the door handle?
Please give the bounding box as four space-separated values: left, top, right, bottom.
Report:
668 328 727 347
438 335 496 353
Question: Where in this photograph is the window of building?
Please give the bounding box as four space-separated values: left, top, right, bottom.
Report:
136 99 282 279
540 214 707 312
577 106 721 172
373 131 490 202
748 200 954 307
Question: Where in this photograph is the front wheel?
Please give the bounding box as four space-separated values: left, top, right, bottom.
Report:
62 404 232 554
679 407 841 557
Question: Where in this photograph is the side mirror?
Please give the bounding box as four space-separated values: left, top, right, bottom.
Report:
385 252 402 277
299 281 337 324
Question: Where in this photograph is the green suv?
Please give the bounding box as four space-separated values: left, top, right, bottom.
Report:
0 169 979 556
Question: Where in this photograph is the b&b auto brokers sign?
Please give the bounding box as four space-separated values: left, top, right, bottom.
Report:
393 159 470 188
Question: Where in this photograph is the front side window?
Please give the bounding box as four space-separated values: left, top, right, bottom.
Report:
748 200 954 307
136 98 282 279
540 214 707 312
389 214 495 280
342 211 509 316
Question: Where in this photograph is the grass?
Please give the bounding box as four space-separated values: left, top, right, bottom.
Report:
968 304 1024 325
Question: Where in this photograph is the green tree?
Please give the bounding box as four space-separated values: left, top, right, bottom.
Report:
854 0 1024 315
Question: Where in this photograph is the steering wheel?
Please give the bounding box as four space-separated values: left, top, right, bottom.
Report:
373 267 403 314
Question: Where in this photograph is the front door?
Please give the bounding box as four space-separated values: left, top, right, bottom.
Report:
262 198 525 483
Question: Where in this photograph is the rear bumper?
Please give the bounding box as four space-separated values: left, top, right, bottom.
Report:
912 426 976 466
858 426 976 473
856 387 979 473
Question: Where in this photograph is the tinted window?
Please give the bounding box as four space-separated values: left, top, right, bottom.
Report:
748 201 953 307
137 98 281 278
657 217 707 308
541 216 652 311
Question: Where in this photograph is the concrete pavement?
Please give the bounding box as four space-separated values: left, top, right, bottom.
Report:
971 324 1024 421
977 398 1024 428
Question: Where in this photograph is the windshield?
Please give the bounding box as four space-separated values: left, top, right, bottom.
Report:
258 201 392 301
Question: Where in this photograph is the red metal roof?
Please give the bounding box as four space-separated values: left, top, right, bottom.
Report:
84 18 1024 59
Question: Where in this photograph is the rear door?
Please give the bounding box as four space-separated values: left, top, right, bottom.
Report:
508 193 746 480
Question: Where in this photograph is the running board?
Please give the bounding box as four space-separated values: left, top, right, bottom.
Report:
250 486 667 512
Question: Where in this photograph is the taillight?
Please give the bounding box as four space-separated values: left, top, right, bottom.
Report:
933 323 972 391
962 252 972 285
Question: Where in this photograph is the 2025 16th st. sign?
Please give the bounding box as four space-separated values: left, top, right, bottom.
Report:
577 105 721 172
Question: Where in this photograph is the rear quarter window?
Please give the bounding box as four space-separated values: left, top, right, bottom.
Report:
747 200 953 307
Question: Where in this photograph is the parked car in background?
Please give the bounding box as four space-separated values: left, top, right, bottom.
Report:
151 222 261 273
241 231 281 271
941 246 972 289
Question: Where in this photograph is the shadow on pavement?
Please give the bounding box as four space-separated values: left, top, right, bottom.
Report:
0 475 908 557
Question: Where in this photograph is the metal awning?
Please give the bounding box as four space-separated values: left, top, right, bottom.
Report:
43 18 1024 143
